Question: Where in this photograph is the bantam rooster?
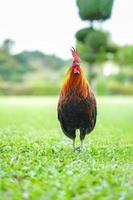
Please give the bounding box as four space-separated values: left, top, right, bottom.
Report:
58 47 97 151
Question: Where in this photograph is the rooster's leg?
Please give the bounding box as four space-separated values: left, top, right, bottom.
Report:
80 129 86 151
68 129 76 151
80 140 84 150
73 139 76 151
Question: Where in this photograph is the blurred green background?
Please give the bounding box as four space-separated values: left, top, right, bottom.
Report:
0 1 133 199
0 0 132 96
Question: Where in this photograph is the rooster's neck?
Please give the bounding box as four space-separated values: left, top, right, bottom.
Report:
61 67 89 100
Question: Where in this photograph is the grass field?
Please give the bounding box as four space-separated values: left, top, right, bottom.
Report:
0 96 133 200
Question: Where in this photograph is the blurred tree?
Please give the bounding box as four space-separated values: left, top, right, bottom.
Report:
114 45 133 67
76 0 114 83
113 45 133 84
0 41 68 83
1 39 15 53
77 0 114 26
0 49 32 82
15 50 65 70
76 28 117 81
0 40 31 82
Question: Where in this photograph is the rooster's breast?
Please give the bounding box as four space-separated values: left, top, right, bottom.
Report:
59 98 95 129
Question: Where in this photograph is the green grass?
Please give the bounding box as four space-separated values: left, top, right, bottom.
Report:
0 96 133 200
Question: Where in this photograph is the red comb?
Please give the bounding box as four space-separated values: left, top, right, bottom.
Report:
71 47 80 64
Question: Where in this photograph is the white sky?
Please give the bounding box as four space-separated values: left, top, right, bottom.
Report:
0 0 133 59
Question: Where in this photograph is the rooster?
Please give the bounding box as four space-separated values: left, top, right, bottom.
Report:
58 47 97 151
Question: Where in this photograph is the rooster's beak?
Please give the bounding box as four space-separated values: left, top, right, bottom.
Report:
74 68 80 74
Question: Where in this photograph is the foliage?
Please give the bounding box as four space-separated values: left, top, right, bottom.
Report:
75 28 118 66
1 39 15 53
15 50 65 70
77 0 114 22
76 29 111 66
13 83 60 96
0 40 32 82
76 27 92 43
0 40 68 84
76 0 115 84
0 49 30 82
94 77 133 95
0 82 60 96
114 45 133 67
108 81 133 95
0 97 133 199
0 37 133 96
95 77 110 95
85 29 109 51
110 67 133 83
76 28 109 50
77 31 108 64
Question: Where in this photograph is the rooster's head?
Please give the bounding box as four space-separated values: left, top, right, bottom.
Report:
71 47 80 75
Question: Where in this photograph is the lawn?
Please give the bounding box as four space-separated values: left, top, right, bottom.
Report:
0 96 133 200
